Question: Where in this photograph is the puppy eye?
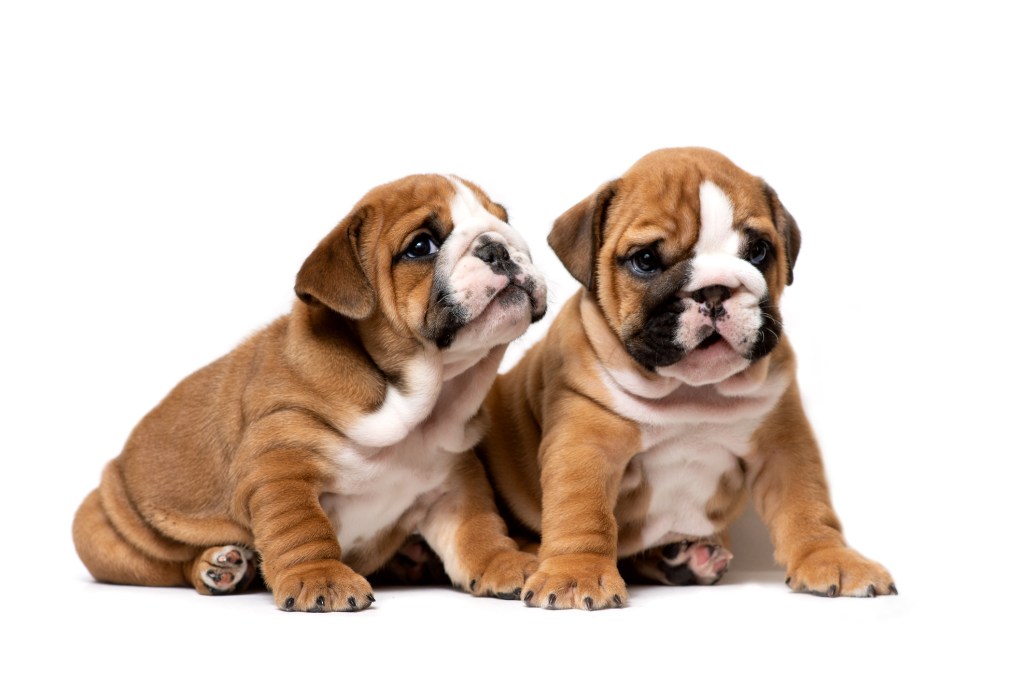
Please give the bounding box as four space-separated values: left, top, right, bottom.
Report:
748 239 772 267
402 232 440 260
628 248 662 276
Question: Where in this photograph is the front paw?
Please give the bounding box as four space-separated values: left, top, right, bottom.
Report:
467 550 538 600
787 547 897 598
272 560 375 612
523 554 627 610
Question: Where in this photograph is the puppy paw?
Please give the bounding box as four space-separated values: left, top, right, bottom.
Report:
193 545 257 595
467 549 538 600
657 540 733 585
786 547 896 598
523 554 627 610
272 560 375 612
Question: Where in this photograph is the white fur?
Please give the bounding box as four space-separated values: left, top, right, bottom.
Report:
694 181 741 257
325 344 507 553
344 352 443 448
685 180 766 297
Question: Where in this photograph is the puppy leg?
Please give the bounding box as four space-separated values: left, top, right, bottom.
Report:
621 539 733 586
73 477 196 587
237 447 374 612
750 384 896 597
190 545 258 595
524 399 638 610
418 452 537 599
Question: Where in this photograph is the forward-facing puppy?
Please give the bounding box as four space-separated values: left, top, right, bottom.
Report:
479 148 894 609
73 174 547 611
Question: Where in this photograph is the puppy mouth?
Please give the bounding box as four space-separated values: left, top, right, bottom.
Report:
696 331 723 350
486 278 544 318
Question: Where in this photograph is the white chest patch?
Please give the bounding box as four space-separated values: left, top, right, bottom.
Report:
321 347 502 554
600 358 788 548
321 433 460 553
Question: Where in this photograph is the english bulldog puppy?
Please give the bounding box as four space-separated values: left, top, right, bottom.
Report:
478 148 895 609
73 174 547 611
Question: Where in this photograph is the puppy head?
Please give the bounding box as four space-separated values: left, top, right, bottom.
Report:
296 174 546 354
550 147 800 386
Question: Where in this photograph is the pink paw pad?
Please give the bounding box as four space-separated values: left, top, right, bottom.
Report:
658 540 733 585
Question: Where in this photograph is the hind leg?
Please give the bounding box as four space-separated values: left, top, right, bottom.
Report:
73 488 193 587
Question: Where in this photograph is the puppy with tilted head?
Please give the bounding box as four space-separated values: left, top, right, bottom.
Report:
73 174 547 611
478 148 895 609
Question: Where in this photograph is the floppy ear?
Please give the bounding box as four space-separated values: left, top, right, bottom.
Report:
762 182 801 286
547 180 619 290
294 206 376 319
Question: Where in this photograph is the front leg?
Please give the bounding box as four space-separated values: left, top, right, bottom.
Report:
749 382 896 597
525 396 640 610
418 452 537 600
237 447 374 612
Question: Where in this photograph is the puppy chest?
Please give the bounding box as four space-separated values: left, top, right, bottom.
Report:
323 432 458 551
619 422 752 549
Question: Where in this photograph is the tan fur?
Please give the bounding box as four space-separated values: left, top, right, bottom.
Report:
479 148 894 608
73 174 540 611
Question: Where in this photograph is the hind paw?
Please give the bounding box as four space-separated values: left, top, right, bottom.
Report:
193 545 257 595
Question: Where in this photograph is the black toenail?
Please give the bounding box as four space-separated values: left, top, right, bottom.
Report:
662 542 682 560
524 590 534 604
316 596 326 607
827 585 838 597
284 597 295 610
785 576 792 586
584 597 594 610
367 594 376 603
889 584 898 596
613 594 623 607
547 593 556 607
866 585 876 598
469 579 477 591
512 587 521 599
347 596 357 608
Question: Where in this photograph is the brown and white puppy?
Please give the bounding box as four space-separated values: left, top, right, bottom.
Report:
478 148 894 609
73 174 547 611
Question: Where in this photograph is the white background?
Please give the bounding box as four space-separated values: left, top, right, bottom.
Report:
2 2 1021 680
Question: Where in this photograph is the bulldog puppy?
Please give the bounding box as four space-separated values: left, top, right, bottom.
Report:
479 148 895 609
73 174 547 611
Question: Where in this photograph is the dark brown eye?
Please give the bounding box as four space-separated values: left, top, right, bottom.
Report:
628 248 662 276
748 239 771 267
402 232 439 259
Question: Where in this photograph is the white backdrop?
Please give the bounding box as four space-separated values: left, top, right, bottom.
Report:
2 2 1021 680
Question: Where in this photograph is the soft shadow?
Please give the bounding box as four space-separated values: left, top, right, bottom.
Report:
727 502 778 572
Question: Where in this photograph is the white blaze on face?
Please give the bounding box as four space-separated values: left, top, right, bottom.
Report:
434 177 546 351
662 181 770 386
686 181 767 297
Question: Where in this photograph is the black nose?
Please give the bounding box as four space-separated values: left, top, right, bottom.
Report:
692 285 731 314
475 241 511 265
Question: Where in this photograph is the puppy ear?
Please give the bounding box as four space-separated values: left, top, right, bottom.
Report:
762 182 801 285
548 180 619 290
294 207 376 319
